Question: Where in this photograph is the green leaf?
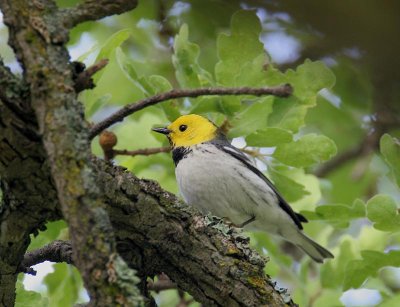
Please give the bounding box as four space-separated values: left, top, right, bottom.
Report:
96 29 131 62
306 97 365 152
115 47 152 96
246 127 292 147
286 59 336 103
268 98 308 133
311 289 342 307
173 24 213 88
343 250 400 290
147 75 181 121
85 94 111 118
44 263 83 307
380 293 400 307
367 194 400 232
94 29 131 83
268 169 310 202
147 75 173 92
380 134 400 187
189 96 221 114
15 281 49 307
302 199 365 228
215 10 265 86
234 54 270 86
219 96 242 115
273 134 337 167
28 220 67 251
227 97 274 138
321 239 356 288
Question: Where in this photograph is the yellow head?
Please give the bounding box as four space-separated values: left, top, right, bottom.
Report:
152 114 218 147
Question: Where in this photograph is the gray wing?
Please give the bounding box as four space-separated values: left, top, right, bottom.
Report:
209 138 307 230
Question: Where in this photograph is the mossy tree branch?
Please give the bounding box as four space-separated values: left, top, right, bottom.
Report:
15 159 295 306
19 241 73 275
0 0 142 305
0 93 60 306
96 159 293 307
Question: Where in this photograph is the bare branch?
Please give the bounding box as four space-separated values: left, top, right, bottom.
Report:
19 241 73 275
89 84 293 139
113 146 171 157
61 0 138 29
98 159 296 306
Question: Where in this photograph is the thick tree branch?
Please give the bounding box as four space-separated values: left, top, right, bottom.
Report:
19 240 73 275
61 0 138 29
1 0 142 305
95 159 295 307
0 81 58 306
89 84 293 139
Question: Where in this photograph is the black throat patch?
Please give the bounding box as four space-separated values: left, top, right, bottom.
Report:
172 147 192 166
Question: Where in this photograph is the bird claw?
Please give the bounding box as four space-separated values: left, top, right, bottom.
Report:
222 215 256 229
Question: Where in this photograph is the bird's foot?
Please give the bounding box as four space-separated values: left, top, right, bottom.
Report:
238 215 256 228
222 215 255 229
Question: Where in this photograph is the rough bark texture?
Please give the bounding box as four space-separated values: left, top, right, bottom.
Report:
0 63 60 305
0 1 294 306
97 160 290 306
1 0 142 306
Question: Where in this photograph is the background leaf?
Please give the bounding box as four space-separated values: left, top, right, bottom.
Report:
246 127 292 147
343 250 400 290
44 263 83 307
273 134 337 167
15 280 49 307
367 194 400 232
302 199 365 228
380 134 400 187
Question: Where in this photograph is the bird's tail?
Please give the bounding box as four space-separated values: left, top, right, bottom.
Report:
294 231 334 263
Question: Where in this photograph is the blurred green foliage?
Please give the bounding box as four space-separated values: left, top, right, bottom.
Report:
6 1 399 306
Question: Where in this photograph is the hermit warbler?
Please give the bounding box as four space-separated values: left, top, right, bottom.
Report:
153 114 333 262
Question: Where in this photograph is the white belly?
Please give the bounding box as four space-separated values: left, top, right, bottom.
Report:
175 144 285 231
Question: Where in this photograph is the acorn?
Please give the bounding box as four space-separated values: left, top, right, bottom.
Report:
99 131 117 160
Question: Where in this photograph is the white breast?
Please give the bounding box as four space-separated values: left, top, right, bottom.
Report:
175 143 282 229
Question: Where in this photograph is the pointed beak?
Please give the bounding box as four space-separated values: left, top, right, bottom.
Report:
152 127 171 135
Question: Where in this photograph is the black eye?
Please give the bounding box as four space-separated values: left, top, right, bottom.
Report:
179 124 187 132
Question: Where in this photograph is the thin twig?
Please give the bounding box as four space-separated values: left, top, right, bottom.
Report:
89 84 293 140
113 146 171 157
18 240 73 275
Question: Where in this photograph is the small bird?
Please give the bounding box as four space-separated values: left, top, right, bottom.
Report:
153 114 333 262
